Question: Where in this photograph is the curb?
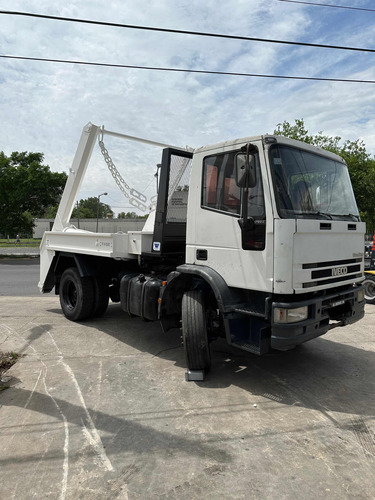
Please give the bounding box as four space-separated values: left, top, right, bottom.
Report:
0 253 40 259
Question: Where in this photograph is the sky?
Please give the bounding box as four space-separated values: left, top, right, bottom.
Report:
1 0 375 216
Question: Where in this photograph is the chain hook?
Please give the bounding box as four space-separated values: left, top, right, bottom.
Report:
99 125 105 143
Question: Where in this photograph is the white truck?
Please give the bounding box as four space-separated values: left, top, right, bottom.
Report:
39 123 366 380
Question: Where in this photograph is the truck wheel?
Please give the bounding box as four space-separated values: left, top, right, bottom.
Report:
182 290 211 372
363 274 375 304
92 277 109 317
59 268 94 321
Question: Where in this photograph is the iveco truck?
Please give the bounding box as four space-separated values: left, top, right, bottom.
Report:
39 123 365 380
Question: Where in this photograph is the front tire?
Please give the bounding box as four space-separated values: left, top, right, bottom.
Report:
59 268 94 321
181 290 211 372
364 274 375 304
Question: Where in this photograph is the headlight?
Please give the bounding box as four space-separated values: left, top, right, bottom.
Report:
357 288 365 302
274 306 308 324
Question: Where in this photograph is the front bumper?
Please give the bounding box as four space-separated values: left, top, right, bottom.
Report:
270 285 365 350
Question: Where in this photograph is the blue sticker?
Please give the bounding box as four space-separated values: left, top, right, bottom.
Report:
153 242 161 251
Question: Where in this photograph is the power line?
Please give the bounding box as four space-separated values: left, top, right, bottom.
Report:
277 0 375 12
1 54 375 84
0 10 375 54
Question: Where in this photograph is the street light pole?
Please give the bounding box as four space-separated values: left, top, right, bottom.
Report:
76 200 80 229
96 192 108 232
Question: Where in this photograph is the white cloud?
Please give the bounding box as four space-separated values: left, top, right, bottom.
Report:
0 0 374 215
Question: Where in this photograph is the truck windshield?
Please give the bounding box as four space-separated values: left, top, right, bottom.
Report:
269 144 360 220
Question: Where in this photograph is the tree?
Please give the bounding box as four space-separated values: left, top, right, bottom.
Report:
44 205 59 219
71 206 95 219
45 197 115 221
73 197 114 219
121 211 137 218
274 119 375 234
0 151 67 236
118 211 148 219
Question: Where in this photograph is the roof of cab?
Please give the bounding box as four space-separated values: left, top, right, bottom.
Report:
193 134 345 163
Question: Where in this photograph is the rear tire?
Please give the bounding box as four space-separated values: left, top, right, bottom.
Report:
182 290 211 372
59 268 94 321
364 274 375 304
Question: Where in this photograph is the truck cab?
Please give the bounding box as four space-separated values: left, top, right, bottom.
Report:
153 135 365 369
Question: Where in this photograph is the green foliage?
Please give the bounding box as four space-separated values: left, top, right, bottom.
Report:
274 119 375 234
0 151 67 236
0 350 19 373
71 197 114 219
44 205 59 219
0 238 40 247
71 205 94 219
47 198 116 220
118 211 138 219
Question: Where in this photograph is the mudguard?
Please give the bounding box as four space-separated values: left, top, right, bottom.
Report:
159 264 246 331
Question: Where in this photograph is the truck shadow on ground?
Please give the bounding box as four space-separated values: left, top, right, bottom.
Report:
207 340 375 421
47 302 375 421
0 378 230 468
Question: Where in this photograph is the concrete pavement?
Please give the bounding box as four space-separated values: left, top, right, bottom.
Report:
0 296 375 499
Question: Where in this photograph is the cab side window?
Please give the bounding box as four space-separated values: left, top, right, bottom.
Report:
202 152 241 215
202 151 265 219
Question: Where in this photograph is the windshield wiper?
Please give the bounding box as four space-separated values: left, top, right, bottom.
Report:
301 211 333 219
330 213 360 221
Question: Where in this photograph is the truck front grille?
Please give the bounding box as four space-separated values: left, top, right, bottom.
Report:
301 258 362 289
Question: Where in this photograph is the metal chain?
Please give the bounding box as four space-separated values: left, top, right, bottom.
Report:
98 138 149 212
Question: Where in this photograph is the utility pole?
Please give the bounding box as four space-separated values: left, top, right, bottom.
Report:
76 200 80 228
96 192 107 232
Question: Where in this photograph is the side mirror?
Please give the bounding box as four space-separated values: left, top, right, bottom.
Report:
235 150 256 188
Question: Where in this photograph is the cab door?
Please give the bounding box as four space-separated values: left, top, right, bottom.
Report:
186 144 273 293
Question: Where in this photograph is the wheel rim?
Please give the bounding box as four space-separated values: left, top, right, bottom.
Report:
364 278 375 301
63 280 78 310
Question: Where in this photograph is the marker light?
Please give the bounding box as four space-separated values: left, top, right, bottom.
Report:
357 288 365 302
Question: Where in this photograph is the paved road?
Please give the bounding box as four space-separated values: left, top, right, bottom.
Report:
0 293 374 499
0 258 41 296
